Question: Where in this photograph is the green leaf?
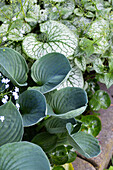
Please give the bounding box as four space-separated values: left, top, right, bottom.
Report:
18 90 46 127
81 115 101 137
109 55 113 72
0 142 50 170
93 58 104 74
50 146 68 165
58 60 84 89
32 132 57 153
52 166 65 170
67 131 100 158
30 52 71 94
74 8 84 16
67 151 77 163
89 90 111 111
0 48 28 86
0 101 23 146
74 57 86 71
8 19 31 41
104 73 113 89
22 20 78 59
46 87 88 119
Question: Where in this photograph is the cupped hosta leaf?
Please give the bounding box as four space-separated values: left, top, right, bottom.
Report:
66 130 101 158
0 142 50 170
32 132 57 152
45 117 76 134
58 60 84 89
30 52 71 94
81 115 101 137
89 90 111 111
22 20 78 59
46 87 88 119
0 48 28 86
0 101 23 146
18 90 46 127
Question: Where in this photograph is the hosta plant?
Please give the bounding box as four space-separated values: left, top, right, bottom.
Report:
1 0 113 169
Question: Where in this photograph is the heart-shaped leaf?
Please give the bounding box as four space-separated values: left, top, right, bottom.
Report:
0 142 50 170
0 101 23 146
89 90 111 111
30 52 71 94
0 48 28 86
22 20 78 59
66 130 101 158
46 87 88 119
18 90 46 127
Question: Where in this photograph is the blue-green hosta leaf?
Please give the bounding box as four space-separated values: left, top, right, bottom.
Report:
46 87 88 119
58 60 84 89
22 20 78 59
18 90 46 127
0 101 23 146
30 53 71 94
0 142 50 170
32 132 57 153
89 90 111 111
66 130 100 158
44 117 76 134
0 48 28 86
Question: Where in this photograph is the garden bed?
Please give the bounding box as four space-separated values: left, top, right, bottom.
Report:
73 83 113 170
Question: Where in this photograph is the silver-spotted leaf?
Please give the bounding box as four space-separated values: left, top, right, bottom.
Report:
0 48 28 86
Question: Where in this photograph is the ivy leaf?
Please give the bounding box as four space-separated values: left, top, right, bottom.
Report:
81 115 101 137
46 87 88 119
18 90 47 127
22 20 78 59
0 48 28 86
30 52 71 94
0 101 23 146
0 142 50 170
89 90 111 111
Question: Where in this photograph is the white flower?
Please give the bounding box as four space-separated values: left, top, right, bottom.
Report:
19 33 23 37
0 73 2 77
1 78 10 84
2 98 7 104
4 95 8 100
0 116 5 122
3 37 7 41
5 78 10 84
5 84 9 89
12 92 19 100
16 103 20 110
12 16 17 21
15 87 19 92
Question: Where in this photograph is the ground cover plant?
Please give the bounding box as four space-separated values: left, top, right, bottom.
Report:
0 0 113 169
